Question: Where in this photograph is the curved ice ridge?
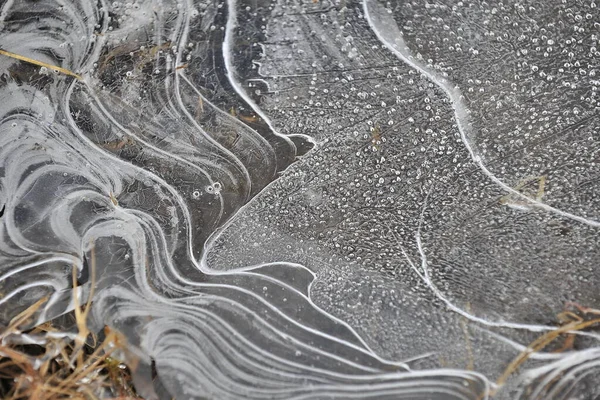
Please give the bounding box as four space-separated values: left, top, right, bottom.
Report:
363 0 600 229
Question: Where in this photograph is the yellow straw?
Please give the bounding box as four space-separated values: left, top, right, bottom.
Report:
0 48 83 80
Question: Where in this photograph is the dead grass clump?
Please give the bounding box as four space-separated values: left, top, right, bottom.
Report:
0 252 141 399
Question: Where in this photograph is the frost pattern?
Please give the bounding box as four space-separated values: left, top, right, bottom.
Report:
0 0 599 399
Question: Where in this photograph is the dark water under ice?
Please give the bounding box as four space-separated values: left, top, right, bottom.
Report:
1 0 599 398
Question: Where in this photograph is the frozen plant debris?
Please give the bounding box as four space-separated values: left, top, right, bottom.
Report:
1 0 599 399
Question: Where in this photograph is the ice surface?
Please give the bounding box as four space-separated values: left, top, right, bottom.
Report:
0 0 599 399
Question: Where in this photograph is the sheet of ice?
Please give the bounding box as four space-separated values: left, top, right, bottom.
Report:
0 0 598 399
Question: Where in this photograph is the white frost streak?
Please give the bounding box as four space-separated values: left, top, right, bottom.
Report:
362 0 600 228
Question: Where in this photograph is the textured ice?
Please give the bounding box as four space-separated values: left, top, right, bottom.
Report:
0 0 599 399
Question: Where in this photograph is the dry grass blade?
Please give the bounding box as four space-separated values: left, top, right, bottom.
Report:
71 247 98 367
5 296 49 335
496 318 600 387
0 49 83 80
483 306 600 398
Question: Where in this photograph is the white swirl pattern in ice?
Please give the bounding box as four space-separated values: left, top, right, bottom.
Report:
1 0 599 399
